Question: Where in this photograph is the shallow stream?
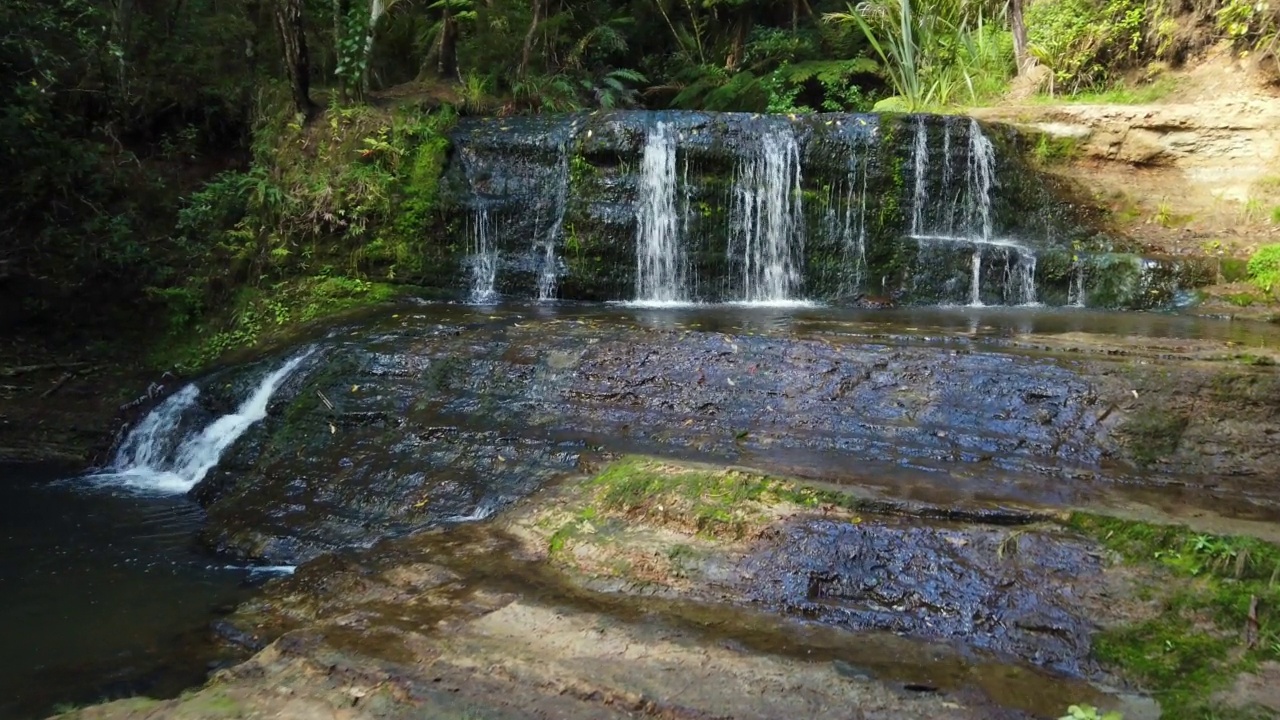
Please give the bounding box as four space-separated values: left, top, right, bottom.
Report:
6 301 1280 718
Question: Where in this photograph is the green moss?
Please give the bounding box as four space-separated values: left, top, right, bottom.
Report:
1031 133 1080 165
1068 513 1280 718
155 275 406 372
590 457 823 537
1093 617 1233 715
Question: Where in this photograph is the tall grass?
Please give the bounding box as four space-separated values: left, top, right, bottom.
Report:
824 0 1014 110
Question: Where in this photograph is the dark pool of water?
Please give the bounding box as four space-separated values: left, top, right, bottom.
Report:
369 298 1280 347
0 465 268 719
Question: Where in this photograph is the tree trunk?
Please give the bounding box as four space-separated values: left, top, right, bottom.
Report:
438 4 459 80
334 0 352 102
725 21 747 71
1011 0 1030 74
274 0 316 118
519 0 543 79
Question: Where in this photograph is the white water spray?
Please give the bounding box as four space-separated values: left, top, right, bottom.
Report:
731 126 804 303
910 119 929 236
468 205 498 303
97 350 313 494
536 145 570 300
635 123 686 302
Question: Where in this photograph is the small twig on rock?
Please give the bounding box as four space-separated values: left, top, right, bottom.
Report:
316 390 334 411
40 372 75 398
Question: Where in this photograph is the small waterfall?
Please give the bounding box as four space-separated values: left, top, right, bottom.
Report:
468 205 498 304
834 141 870 298
1011 252 1038 305
941 118 955 234
970 250 983 306
965 118 996 243
98 350 313 494
910 119 929 236
635 123 686 303
111 384 201 470
730 126 804 303
1069 261 1087 307
536 144 570 301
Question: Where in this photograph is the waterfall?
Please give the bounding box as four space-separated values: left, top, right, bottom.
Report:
730 126 804 303
468 205 498 304
1069 261 1087 307
970 250 984 306
910 119 929 236
111 384 201 471
965 118 996 243
833 141 869 298
536 144 570 301
1013 253 1038 306
635 123 686 303
95 350 313 494
941 118 955 234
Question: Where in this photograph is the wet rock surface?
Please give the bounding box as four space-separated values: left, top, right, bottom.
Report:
743 518 1102 676
194 304 1280 564
61 457 1171 720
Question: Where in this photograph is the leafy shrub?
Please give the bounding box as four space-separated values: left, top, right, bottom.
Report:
1247 244 1280 295
1027 0 1147 92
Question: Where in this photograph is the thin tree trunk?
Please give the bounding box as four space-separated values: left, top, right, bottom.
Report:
274 0 316 118
519 0 543 79
1011 0 1029 74
438 3 458 80
334 0 352 102
725 20 747 70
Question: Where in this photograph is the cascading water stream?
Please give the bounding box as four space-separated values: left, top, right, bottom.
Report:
443 111 1151 307
911 119 929 236
908 117 1037 306
965 118 996 306
634 122 687 303
468 204 498 304
536 144 570 301
1069 261 1088 307
730 126 805 303
96 349 314 493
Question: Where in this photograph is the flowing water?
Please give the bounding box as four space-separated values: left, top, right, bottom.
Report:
12 300 1280 717
730 124 805 303
92 350 312 494
536 144 569 301
468 204 498 304
911 119 929 236
445 111 1207 308
908 117 1038 306
635 122 686 303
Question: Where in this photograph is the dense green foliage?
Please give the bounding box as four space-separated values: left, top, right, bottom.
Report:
1247 244 1280 295
824 0 1014 110
2 0 1274 365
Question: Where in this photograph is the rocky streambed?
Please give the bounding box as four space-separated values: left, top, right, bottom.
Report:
47 303 1280 720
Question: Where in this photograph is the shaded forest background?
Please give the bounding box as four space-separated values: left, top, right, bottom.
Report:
1 0 1276 366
